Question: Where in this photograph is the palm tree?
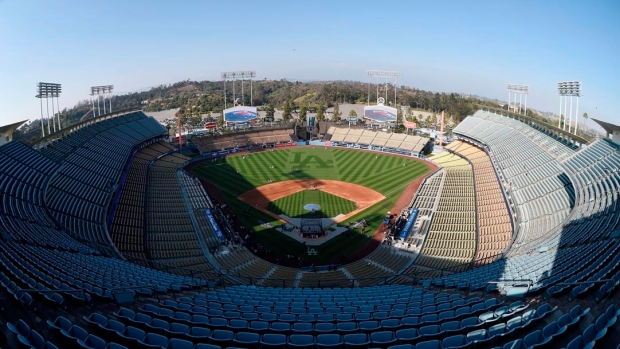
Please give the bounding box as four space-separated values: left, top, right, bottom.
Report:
583 112 589 127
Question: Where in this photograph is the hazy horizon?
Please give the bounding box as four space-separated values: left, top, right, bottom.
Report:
1 0 618 128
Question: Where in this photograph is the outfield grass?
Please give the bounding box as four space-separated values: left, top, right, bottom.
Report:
192 147 430 263
266 189 357 219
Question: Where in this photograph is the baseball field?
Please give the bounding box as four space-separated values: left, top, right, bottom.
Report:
191 146 432 263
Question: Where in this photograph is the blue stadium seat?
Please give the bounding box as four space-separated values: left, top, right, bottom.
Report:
316 334 343 348
260 333 287 348
232 332 260 347
77 334 107 349
288 334 315 348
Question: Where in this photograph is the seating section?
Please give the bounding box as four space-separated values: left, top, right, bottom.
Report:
561 139 620 246
415 152 476 271
3 108 620 348
327 126 428 155
456 110 578 160
178 171 223 249
146 152 215 278
0 142 93 252
193 129 293 153
79 285 549 349
446 140 512 263
44 112 167 252
454 112 575 255
0 238 203 308
110 141 176 262
343 245 412 287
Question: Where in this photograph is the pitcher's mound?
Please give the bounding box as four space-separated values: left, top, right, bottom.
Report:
304 204 320 211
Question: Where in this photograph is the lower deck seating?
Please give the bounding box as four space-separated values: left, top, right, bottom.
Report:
415 153 476 271
446 141 512 263
110 141 175 262
146 152 216 279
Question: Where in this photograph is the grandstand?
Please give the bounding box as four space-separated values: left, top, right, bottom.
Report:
414 152 477 271
0 108 619 348
192 128 294 154
326 126 429 156
446 140 513 264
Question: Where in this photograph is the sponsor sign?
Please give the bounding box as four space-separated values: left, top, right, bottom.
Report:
404 121 417 129
204 209 226 242
398 208 419 240
224 106 258 123
363 105 397 123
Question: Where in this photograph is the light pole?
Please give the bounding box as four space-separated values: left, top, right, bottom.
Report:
506 84 529 115
36 82 62 137
557 81 582 134
221 71 256 108
366 70 400 107
90 85 114 117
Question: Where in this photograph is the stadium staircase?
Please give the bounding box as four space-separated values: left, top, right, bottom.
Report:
364 259 396 274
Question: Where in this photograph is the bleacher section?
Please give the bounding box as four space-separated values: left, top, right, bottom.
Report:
326 126 428 155
44 112 167 253
342 245 411 287
0 142 94 252
110 141 175 263
415 153 476 271
446 140 512 263
2 108 620 349
398 170 446 256
468 110 578 160
561 139 620 245
430 111 618 297
454 112 575 255
193 129 293 154
178 171 222 249
146 152 215 278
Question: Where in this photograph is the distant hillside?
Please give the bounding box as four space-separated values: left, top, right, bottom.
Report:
16 79 549 141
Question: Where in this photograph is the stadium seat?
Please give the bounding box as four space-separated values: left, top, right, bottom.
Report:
288 334 315 348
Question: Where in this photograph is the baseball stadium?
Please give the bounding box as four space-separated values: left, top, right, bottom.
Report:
0 102 619 349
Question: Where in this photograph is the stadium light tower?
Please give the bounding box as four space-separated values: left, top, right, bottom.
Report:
36 82 62 137
221 71 256 109
367 70 400 107
90 85 114 118
558 81 581 134
506 84 529 115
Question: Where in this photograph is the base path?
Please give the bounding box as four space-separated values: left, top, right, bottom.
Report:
238 179 385 224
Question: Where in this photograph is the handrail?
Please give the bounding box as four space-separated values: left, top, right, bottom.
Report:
487 279 533 284
19 284 160 294
552 279 612 287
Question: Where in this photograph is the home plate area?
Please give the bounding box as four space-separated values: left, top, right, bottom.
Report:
276 215 349 247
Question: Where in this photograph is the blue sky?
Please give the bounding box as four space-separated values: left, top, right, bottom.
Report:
1 0 618 128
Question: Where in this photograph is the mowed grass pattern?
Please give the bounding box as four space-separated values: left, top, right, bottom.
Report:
266 190 357 218
192 147 429 198
191 147 431 262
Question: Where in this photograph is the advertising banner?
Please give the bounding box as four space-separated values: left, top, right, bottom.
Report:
223 106 258 123
398 208 419 240
363 105 397 123
204 209 226 242
404 121 417 129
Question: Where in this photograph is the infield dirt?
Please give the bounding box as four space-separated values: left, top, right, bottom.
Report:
237 179 385 224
